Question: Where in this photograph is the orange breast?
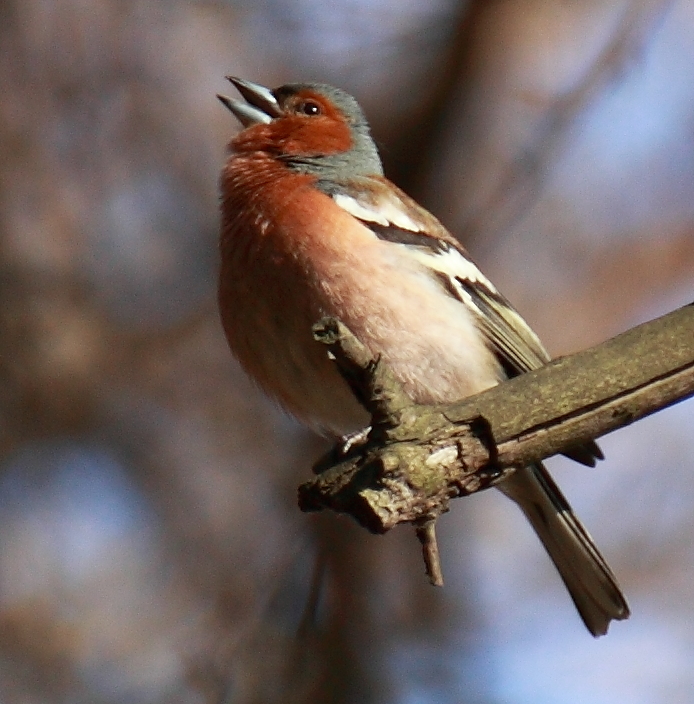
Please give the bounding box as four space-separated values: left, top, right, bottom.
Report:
218 154 371 432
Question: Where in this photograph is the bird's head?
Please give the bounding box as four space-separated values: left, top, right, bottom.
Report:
218 77 383 179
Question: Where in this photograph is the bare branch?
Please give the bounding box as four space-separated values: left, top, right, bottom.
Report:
300 303 694 548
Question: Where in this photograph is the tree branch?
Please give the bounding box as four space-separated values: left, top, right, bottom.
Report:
299 302 694 584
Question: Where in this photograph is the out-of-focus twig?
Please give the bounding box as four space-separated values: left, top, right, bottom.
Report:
464 0 677 252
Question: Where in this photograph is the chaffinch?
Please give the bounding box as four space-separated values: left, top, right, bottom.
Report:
217 77 630 636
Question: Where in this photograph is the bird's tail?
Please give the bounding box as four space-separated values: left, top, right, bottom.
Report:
498 463 630 636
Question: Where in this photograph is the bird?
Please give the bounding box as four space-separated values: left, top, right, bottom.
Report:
216 76 630 636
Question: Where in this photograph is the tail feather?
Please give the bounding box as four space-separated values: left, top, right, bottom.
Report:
499 463 630 636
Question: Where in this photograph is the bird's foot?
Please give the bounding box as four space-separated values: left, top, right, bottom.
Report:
338 426 371 456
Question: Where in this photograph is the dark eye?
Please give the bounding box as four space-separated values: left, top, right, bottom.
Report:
299 100 322 116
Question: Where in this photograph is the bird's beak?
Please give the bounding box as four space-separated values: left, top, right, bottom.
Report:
217 77 282 127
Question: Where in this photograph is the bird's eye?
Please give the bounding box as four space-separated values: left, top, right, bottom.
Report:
299 100 322 116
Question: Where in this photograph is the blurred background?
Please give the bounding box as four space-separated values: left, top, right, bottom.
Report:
1 0 694 702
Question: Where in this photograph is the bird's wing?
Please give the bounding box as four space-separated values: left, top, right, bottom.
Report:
327 176 551 376
328 175 602 466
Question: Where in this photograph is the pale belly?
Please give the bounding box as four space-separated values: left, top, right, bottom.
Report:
222 239 502 436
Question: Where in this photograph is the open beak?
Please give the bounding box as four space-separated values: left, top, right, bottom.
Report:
217 77 282 127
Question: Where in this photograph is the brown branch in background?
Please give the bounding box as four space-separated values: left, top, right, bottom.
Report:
300 302 694 584
383 0 490 192
465 0 676 253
